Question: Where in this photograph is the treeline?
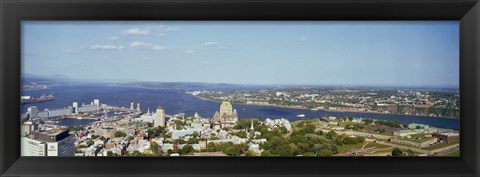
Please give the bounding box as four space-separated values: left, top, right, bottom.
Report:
258 120 365 156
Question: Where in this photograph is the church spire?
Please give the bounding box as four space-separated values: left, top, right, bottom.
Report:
250 120 254 130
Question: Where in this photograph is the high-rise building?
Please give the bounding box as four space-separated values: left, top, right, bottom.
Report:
130 102 134 110
136 103 141 112
72 102 78 114
27 106 39 119
21 130 75 156
93 99 100 107
154 106 166 127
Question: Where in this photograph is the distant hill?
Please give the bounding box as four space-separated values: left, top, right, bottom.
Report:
21 73 73 84
119 82 259 90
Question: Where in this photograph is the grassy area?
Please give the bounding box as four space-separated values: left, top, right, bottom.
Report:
292 119 321 131
387 141 417 147
338 143 366 153
404 137 434 143
423 142 459 150
442 149 460 157
364 142 391 149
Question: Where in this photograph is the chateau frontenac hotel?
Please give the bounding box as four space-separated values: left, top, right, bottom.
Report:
213 102 238 129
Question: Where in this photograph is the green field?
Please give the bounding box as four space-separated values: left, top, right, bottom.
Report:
442 150 460 157
404 137 434 143
338 143 366 153
423 142 458 150
364 142 391 149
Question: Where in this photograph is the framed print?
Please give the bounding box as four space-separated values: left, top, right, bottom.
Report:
1 0 479 176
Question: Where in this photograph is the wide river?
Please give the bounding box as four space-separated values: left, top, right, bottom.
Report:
21 85 460 129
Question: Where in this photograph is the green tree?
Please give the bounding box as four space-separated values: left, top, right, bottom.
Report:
362 118 374 125
86 140 94 146
114 131 127 138
302 152 316 156
150 142 162 156
277 144 294 156
392 148 403 156
223 145 242 156
317 149 333 156
326 131 337 139
179 145 195 155
187 138 199 144
174 139 186 144
207 142 217 152
303 124 316 134
261 151 272 156
107 151 113 156
245 150 257 156
191 131 199 138
347 115 353 121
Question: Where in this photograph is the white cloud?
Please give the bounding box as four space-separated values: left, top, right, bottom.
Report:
200 61 209 65
120 26 178 37
144 57 151 60
298 37 306 42
160 27 181 32
130 41 152 48
90 45 124 50
186 50 195 54
130 41 166 51
109 36 120 41
65 46 86 54
204 42 218 46
154 33 166 37
122 28 150 35
152 45 167 51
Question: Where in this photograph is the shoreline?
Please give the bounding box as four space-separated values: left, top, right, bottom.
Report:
192 95 459 120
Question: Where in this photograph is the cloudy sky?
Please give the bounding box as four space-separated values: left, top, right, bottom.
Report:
22 21 459 87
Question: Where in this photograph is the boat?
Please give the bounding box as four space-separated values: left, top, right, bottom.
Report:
296 114 306 118
21 94 55 104
77 117 83 120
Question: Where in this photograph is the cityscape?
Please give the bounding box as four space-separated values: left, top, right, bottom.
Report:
21 21 459 157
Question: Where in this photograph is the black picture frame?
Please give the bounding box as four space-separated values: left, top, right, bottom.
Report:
1 0 479 176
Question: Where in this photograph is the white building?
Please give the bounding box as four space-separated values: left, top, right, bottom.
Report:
154 106 166 127
48 107 73 118
93 99 100 107
21 130 75 156
77 104 100 113
21 137 47 156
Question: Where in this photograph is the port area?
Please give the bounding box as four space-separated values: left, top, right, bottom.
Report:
48 106 140 122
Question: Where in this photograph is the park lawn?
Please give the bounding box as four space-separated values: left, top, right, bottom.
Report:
442 149 460 157
404 137 434 143
338 142 366 153
364 142 391 149
423 142 459 150
292 119 321 131
387 141 417 147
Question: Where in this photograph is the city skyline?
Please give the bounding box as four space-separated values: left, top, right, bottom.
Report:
22 21 459 87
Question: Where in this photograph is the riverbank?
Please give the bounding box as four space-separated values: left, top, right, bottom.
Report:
192 95 459 120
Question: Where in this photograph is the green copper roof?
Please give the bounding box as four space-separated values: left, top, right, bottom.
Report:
221 101 232 108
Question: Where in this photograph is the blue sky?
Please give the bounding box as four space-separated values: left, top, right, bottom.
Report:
22 21 459 87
